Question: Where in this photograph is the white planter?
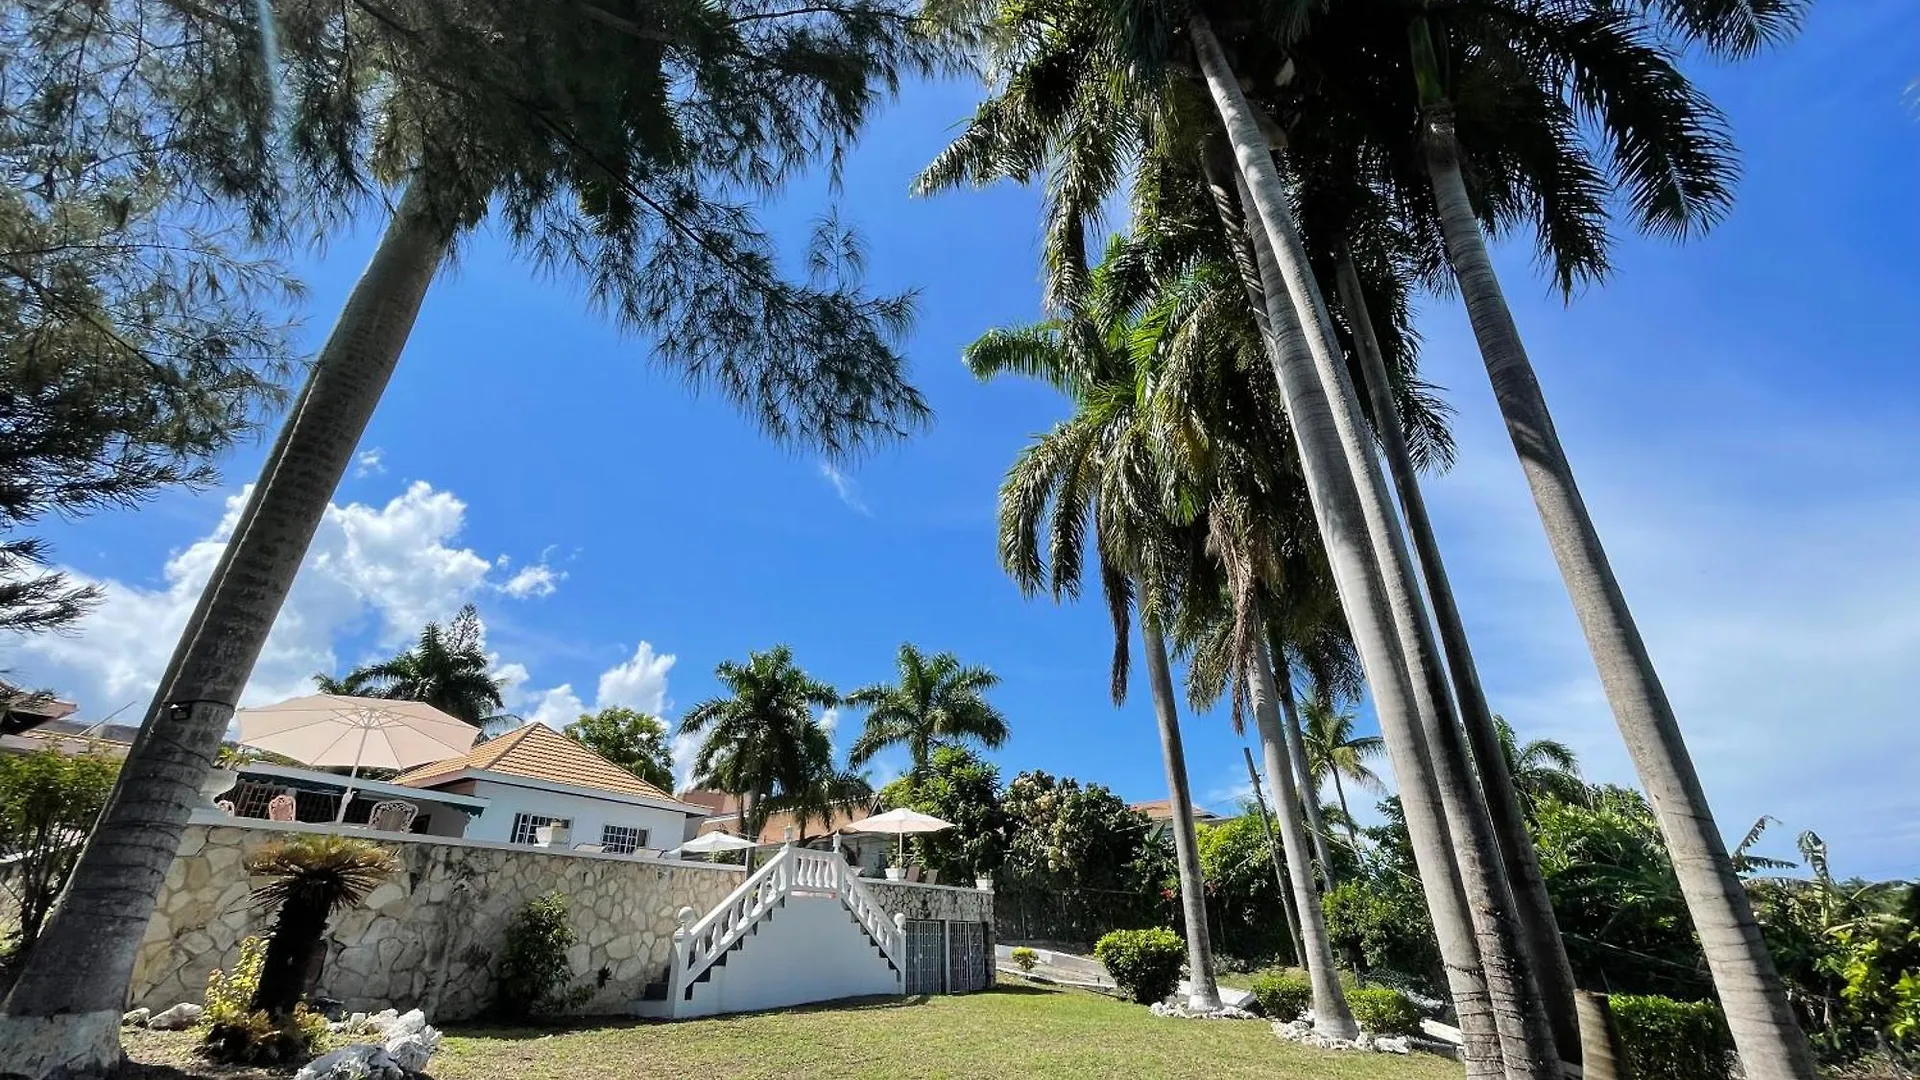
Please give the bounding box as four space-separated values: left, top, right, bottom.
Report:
884 866 906 881
200 768 239 813
536 824 571 848
975 876 994 891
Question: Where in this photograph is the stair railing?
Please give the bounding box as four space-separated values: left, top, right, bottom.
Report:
670 845 795 1002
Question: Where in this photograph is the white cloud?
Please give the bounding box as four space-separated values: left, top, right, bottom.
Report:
818 706 839 733
353 448 386 478
3 481 515 713
524 683 589 731
817 461 870 515
670 731 702 793
499 563 563 600
595 643 675 715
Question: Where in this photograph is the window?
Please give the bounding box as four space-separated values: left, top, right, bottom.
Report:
510 813 571 845
601 824 647 855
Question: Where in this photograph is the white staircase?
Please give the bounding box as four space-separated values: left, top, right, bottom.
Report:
632 845 905 1019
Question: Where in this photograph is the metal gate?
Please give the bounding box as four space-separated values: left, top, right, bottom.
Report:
904 919 945 995
947 922 988 993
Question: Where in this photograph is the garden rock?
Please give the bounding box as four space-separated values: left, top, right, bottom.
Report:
121 1008 151 1028
1150 1000 1260 1020
383 1022 443 1073
296 1045 404 1080
147 1003 203 1030
1375 1036 1412 1054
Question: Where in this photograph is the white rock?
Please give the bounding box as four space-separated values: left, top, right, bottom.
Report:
296 1045 404 1080
121 1008 151 1028
383 1024 443 1073
384 1010 427 1040
147 1003 203 1031
1375 1036 1412 1054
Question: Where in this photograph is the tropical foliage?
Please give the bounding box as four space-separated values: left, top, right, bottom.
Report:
565 707 676 792
316 605 506 727
0 746 118 956
848 643 1008 778
680 645 866 841
879 746 1009 883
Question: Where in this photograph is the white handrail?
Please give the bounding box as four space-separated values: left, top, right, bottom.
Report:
669 845 908 1006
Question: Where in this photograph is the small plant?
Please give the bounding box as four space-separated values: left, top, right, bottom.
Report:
1609 994 1734 1080
1249 969 1313 1021
243 835 401 1019
1345 985 1422 1036
202 936 330 1064
496 891 591 1020
1010 947 1039 973
1094 927 1185 1005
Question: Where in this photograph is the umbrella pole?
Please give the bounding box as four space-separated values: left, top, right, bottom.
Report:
335 724 371 823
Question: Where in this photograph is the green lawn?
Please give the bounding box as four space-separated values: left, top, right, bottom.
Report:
125 979 1460 1080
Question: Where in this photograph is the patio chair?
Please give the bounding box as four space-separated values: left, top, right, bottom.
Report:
214 799 236 816
924 868 939 885
905 866 922 884
265 793 297 822
366 800 419 833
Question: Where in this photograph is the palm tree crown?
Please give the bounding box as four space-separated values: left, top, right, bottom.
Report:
679 645 865 840
1493 716 1588 813
846 643 1009 777
316 604 505 727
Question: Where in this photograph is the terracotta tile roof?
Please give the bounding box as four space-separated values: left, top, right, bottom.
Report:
394 723 683 805
1129 798 1223 822
693 799 877 844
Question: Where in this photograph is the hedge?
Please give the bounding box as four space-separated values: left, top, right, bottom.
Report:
1094 928 1185 1005
1609 994 1734 1080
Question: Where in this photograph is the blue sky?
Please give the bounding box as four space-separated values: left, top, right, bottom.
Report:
7 2 1917 878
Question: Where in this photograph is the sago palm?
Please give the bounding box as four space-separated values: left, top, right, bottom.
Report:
846 643 1009 779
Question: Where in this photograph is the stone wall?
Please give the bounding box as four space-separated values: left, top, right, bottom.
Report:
133 820 745 1021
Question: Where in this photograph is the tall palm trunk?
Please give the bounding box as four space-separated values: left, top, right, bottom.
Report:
1191 19 1560 1078
1274 666 1337 888
1329 768 1360 848
1413 25 1816 1074
1337 254 1583 1064
1187 20 1501 1075
1140 619 1222 1011
1251 644 1357 1037
0 185 452 1080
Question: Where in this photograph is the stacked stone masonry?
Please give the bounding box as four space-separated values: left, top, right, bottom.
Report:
132 822 997 1020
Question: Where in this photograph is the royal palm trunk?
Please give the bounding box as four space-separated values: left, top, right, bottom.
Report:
1187 19 1501 1074
0 184 452 1080
1337 254 1584 1064
1274 669 1337 887
1251 645 1357 1037
1420 101 1817 1079
1190 17 1562 1077
1140 620 1223 1010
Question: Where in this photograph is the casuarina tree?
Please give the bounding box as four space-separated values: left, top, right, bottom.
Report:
0 3 947 1074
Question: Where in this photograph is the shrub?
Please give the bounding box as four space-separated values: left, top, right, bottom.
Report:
496 891 590 1020
1094 927 1185 1005
1249 969 1313 1021
1610 994 1734 1080
202 936 330 1064
1346 986 1422 1036
1010 947 1039 973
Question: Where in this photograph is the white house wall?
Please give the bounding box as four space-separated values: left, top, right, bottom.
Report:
463 780 689 853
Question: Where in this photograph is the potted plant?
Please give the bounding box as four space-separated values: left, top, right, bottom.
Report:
535 822 571 848
975 874 993 891
884 865 906 881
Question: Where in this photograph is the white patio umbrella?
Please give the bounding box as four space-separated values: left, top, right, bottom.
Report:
234 694 480 821
675 832 757 855
841 807 954 868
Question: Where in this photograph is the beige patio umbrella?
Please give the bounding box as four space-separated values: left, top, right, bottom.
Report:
841 807 953 869
675 832 757 855
235 694 480 820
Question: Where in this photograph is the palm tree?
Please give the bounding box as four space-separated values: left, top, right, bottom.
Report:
1 6 945 1068
233 836 401 1022
1252 1 1816 1070
1301 696 1385 850
1493 718 1589 815
318 605 504 726
966 248 1224 1012
679 646 847 844
846 644 1009 779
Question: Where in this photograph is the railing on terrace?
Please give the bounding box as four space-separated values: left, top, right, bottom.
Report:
668 844 905 1003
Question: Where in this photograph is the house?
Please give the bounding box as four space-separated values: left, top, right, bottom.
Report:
683 788 893 874
1130 798 1227 840
0 691 78 736
0 715 136 760
395 723 708 854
